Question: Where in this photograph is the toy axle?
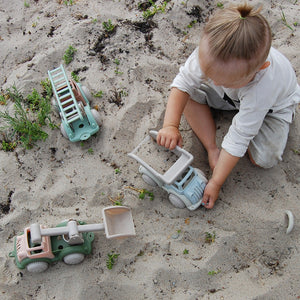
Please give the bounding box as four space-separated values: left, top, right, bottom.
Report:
30 221 105 245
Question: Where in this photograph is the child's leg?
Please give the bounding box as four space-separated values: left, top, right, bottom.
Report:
183 99 220 170
248 115 290 168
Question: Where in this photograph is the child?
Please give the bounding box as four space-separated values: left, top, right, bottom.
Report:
157 3 300 209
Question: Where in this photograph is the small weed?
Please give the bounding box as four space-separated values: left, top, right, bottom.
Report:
114 68 123 75
141 0 168 19
24 1 30 8
87 148 94 154
114 59 120 65
106 252 120 269
217 2 224 8
205 231 216 244
71 71 80 82
102 19 115 32
64 0 74 5
1 140 17 152
0 84 55 150
92 18 98 24
280 7 295 31
292 148 300 155
0 87 48 149
208 269 220 275
125 186 154 201
183 249 189 255
109 193 124 206
115 168 121 174
63 45 77 65
0 94 7 105
187 20 196 28
93 91 103 98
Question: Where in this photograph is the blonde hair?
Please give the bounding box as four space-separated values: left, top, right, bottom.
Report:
203 3 272 73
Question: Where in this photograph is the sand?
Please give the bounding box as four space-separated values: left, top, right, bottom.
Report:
0 0 299 299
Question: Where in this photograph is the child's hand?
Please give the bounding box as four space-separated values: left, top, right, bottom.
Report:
157 126 183 150
202 179 221 209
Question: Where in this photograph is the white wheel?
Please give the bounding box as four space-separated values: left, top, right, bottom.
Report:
81 85 93 102
142 174 158 187
169 193 186 209
26 261 49 273
91 109 101 125
60 123 68 139
63 253 85 265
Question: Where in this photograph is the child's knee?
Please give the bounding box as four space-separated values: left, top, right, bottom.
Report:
248 149 280 169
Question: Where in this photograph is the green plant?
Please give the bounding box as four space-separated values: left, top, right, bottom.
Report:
280 7 294 31
64 0 74 5
187 20 196 28
93 91 103 98
183 249 189 254
208 269 220 275
63 45 77 65
71 71 80 82
217 2 224 8
205 231 216 244
24 1 30 8
141 0 168 19
88 148 94 154
106 252 120 269
0 94 7 105
0 87 48 149
115 168 121 174
125 186 154 201
102 19 115 32
1 140 17 152
0 84 55 150
292 148 300 155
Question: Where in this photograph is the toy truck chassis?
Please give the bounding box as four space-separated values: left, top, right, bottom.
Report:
128 131 207 210
9 206 135 272
48 65 101 142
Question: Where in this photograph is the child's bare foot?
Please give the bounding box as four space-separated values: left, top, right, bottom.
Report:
208 148 220 170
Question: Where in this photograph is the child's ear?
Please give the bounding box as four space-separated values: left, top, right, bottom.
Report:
260 61 270 70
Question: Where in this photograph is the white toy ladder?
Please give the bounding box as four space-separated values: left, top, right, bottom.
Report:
48 65 83 124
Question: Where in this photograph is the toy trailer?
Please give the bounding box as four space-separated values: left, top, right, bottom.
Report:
48 65 101 142
9 206 135 273
128 130 207 210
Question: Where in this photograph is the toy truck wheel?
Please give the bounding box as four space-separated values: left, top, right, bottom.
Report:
141 174 158 187
60 123 68 139
194 168 208 183
169 193 186 209
91 109 101 125
63 253 85 265
81 85 93 102
26 261 49 273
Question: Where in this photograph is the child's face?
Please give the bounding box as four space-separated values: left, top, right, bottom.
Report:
199 36 258 89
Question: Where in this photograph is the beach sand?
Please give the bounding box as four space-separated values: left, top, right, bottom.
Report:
0 0 299 299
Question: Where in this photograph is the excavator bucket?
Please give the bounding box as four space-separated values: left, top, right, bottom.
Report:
102 206 136 239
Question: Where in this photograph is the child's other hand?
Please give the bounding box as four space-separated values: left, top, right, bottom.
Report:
202 179 221 209
157 126 183 150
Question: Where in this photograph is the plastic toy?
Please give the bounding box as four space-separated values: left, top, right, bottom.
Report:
284 210 294 234
128 130 208 210
9 206 135 273
48 65 101 142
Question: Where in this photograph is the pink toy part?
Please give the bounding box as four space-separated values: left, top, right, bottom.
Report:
102 206 136 239
16 227 54 262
